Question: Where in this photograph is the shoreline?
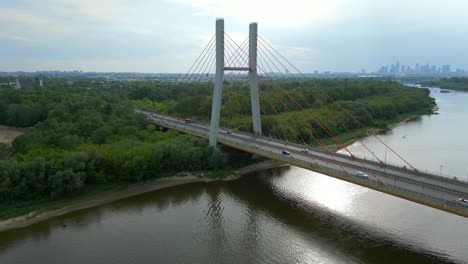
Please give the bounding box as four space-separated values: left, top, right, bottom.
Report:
333 107 437 153
0 125 25 144
0 160 286 232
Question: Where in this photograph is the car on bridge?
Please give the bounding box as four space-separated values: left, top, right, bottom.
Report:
356 171 369 179
458 198 468 207
301 148 310 154
282 150 290 155
226 130 232 134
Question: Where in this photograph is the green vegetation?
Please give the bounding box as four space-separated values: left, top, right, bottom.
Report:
0 78 435 220
0 85 232 219
133 79 435 144
421 77 468 91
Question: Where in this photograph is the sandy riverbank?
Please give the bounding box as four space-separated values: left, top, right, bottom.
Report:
0 125 24 144
0 160 286 232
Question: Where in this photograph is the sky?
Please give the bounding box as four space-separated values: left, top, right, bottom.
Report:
1 0 468 73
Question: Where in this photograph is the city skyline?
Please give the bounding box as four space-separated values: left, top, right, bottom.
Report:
2 60 466 76
2 1 468 72
374 61 465 75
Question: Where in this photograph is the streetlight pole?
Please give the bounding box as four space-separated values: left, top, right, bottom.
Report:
440 165 443 176
384 146 387 174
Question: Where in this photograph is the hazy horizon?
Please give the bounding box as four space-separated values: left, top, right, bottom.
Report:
2 0 468 73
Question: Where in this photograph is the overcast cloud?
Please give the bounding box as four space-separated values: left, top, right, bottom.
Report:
1 0 467 72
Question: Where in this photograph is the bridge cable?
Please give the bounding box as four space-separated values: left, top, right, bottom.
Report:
224 33 346 173
257 38 382 163
224 37 250 114
178 34 215 83
258 35 416 171
224 35 321 167
256 41 386 181
257 52 380 181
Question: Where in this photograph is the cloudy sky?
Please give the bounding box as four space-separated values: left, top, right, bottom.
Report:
1 0 468 73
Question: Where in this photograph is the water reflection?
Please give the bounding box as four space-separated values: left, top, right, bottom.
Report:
340 87 468 179
0 168 465 264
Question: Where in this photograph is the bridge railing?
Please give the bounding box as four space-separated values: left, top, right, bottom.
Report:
140 110 468 188
229 127 468 186
226 137 467 211
307 153 468 196
240 143 468 213
332 151 468 186
141 110 468 215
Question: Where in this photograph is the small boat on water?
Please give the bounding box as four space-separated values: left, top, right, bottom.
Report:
458 198 468 207
440 90 450 93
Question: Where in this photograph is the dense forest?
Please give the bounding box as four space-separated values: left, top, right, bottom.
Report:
0 85 225 212
421 77 468 91
0 78 435 216
132 79 435 142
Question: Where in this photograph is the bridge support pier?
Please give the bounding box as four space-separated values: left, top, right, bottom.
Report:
209 19 225 147
249 23 262 136
209 19 262 146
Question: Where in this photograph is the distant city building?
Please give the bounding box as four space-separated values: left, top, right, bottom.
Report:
375 61 464 75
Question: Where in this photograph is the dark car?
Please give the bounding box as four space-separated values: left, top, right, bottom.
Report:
282 150 290 155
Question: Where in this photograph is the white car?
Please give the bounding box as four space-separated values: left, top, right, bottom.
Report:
301 148 310 154
458 198 468 207
356 171 368 179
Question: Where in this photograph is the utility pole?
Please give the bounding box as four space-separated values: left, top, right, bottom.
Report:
384 146 387 174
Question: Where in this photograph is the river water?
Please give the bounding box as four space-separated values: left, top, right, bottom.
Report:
0 87 467 264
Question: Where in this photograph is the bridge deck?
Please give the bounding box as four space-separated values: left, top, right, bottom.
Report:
136 109 468 218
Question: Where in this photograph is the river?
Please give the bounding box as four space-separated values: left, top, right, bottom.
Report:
0 87 467 264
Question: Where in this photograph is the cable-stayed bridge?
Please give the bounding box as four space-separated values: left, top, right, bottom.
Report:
137 19 468 217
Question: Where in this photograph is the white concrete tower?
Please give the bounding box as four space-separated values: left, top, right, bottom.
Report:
209 18 225 146
208 19 262 146
248 22 261 135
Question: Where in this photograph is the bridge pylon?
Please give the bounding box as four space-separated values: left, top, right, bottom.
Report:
209 19 262 147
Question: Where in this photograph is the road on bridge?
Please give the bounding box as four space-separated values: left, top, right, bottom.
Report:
135 109 468 217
